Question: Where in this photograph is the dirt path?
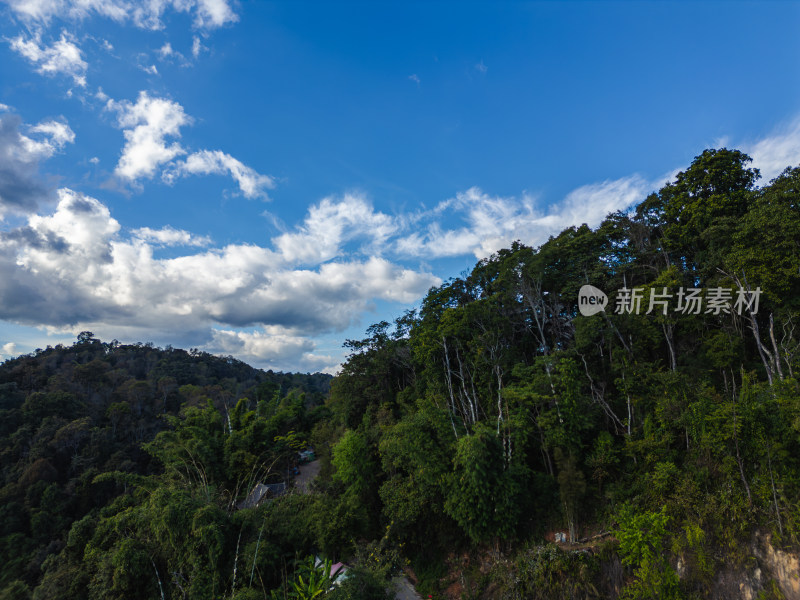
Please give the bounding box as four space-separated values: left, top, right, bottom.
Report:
391 575 423 600
295 459 321 493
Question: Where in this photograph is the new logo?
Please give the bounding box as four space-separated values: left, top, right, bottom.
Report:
578 285 608 316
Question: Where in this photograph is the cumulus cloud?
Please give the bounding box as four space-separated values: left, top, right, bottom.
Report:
106 92 273 196
397 176 650 260
164 150 275 199
209 327 337 373
271 194 397 264
4 0 238 30
746 117 800 183
9 32 88 87
107 91 190 181
0 113 75 214
0 188 439 368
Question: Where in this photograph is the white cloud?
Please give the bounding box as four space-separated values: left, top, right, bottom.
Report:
192 35 205 58
209 327 337 373
132 225 211 247
107 91 190 181
24 188 120 259
9 32 88 87
156 42 189 65
107 93 273 196
158 42 174 58
559 175 649 226
746 117 800 183
0 188 439 370
164 150 275 199
5 0 238 30
5 0 130 24
193 0 237 29
397 176 650 259
271 193 397 265
29 119 76 149
0 114 75 214
1 342 17 357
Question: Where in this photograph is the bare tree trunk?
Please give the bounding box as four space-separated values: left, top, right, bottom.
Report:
231 528 242 598
725 270 774 385
602 312 633 355
151 558 165 600
441 349 460 440
749 308 774 385
663 321 677 372
621 369 633 436
250 517 267 588
579 353 624 433
781 317 796 379
455 345 478 425
769 313 784 381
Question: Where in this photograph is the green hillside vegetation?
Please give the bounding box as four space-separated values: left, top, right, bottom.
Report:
3 148 800 599
0 337 333 599
318 149 800 599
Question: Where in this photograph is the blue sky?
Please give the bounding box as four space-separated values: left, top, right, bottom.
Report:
1 0 799 373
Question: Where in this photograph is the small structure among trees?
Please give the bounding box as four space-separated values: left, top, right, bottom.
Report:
236 482 287 509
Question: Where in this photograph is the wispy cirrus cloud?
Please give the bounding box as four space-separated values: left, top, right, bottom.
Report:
396 175 651 260
746 116 800 183
164 150 276 199
3 0 238 30
131 225 211 247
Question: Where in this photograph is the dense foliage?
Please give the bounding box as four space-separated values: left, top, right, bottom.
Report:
0 337 332 599
320 149 800 598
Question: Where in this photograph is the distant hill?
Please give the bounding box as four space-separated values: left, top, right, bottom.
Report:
0 333 331 595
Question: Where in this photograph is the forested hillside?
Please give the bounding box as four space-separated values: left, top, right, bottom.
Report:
3 148 800 600
320 149 800 599
0 336 332 599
